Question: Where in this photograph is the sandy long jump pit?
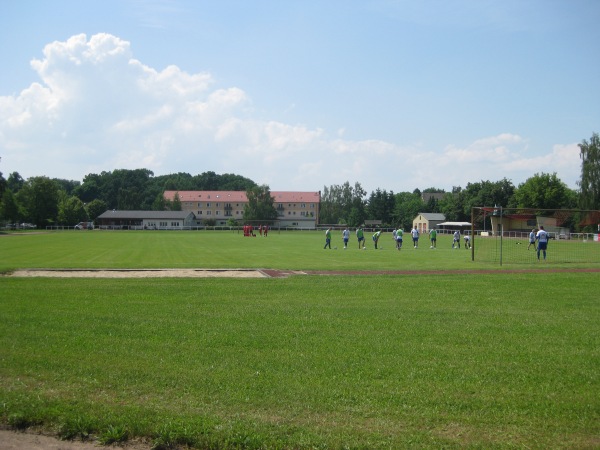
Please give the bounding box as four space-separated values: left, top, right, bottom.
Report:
8 269 306 278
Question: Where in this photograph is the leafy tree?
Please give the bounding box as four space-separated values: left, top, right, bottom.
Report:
438 188 464 222
171 192 182 211
152 192 168 211
367 189 395 225
244 185 278 222
578 132 600 209
85 199 108 221
0 190 20 224
215 173 257 191
512 172 576 210
58 193 87 225
53 178 81 195
16 177 60 227
319 185 341 224
6 172 24 193
0 171 5 199
393 191 424 230
73 174 100 203
319 182 367 226
424 196 439 213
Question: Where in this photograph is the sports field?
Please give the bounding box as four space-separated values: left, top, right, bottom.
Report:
1 230 599 448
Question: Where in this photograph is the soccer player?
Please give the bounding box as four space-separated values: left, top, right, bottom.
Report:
373 230 382 249
527 228 537 250
429 228 437 249
536 226 549 260
411 226 419 248
452 230 461 249
342 227 350 249
356 227 365 249
324 228 332 249
464 234 471 249
396 228 403 250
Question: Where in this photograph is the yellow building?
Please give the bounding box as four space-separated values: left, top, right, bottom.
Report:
163 190 320 228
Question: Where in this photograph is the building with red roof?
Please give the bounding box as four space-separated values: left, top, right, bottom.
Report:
163 190 320 228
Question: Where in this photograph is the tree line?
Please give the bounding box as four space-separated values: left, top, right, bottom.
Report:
1 132 599 229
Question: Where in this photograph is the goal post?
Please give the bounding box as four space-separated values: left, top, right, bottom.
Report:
471 207 600 265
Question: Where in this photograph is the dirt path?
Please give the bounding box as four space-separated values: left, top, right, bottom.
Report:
0 429 148 450
7 267 600 278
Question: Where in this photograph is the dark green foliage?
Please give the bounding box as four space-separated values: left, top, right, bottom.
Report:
243 185 278 222
512 172 577 210
319 181 367 226
578 132 600 209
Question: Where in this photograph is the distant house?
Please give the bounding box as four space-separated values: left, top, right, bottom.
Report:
412 213 446 233
96 210 196 230
422 192 446 203
163 190 321 228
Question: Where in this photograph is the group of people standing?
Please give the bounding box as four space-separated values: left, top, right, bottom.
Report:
243 224 269 237
528 226 550 260
324 226 474 251
323 226 427 250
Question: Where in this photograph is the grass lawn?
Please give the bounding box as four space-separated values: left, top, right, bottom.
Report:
1 230 599 448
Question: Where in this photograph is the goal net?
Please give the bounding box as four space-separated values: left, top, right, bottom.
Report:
471 208 600 265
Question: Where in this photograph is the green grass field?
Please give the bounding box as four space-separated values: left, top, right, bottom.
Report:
1 230 599 449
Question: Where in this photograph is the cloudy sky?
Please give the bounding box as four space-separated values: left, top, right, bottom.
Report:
1 0 598 194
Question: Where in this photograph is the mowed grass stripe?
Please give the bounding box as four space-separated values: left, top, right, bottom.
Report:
1 273 598 448
3 230 598 272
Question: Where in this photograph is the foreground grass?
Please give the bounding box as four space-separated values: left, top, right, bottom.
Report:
1 274 599 448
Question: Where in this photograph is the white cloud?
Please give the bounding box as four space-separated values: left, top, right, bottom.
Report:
0 33 582 194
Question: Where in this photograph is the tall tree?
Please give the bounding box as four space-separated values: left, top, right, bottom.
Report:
393 191 425 230
85 199 108 221
319 182 367 225
578 132 600 209
367 189 395 225
6 172 24 193
16 176 60 227
513 172 576 210
58 193 88 225
243 185 278 222
0 190 20 224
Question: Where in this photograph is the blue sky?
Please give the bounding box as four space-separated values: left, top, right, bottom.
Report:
1 0 598 194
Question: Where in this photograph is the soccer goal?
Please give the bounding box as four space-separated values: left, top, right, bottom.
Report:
471 207 600 265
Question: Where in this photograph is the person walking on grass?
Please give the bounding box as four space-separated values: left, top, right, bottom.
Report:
411 226 419 248
356 227 365 249
536 225 549 260
527 228 537 250
324 228 332 249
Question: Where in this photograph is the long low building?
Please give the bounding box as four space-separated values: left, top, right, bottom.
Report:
96 210 196 229
163 190 320 228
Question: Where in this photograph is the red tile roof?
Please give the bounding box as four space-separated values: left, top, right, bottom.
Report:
164 191 320 203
